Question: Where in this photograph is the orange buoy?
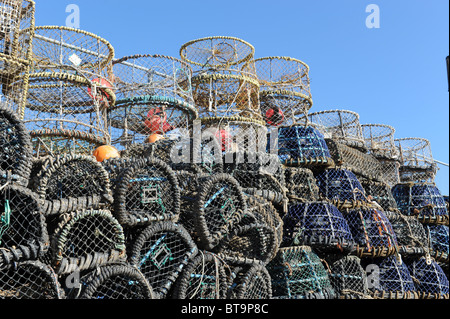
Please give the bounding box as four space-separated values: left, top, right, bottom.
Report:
146 133 165 144
93 145 120 162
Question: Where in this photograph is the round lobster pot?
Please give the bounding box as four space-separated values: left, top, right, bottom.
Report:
363 256 418 299
0 260 65 299
284 167 320 202
426 225 449 264
315 168 368 209
172 250 229 299
110 54 197 147
227 262 272 299
384 211 429 257
253 56 313 127
0 184 48 267
406 256 449 299
395 137 437 183
328 255 370 299
113 157 180 227
392 183 449 226
0 99 32 185
299 110 366 151
47 209 126 275
191 173 247 251
267 246 336 299
361 124 398 160
73 263 154 299
20 72 115 156
282 202 355 254
343 208 399 258
275 125 333 167
360 179 398 212
31 154 113 216
128 221 198 299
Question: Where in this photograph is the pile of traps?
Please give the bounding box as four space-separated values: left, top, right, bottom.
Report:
0 0 448 300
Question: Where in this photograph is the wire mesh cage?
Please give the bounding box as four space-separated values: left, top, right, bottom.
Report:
267 245 336 299
327 255 370 299
71 263 154 299
128 221 198 299
361 124 398 160
227 261 272 299
406 256 449 299
0 184 48 267
46 209 126 275
0 98 32 184
282 202 355 254
360 178 398 212
426 225 449 264
395 138 438 183
299 110 366 151
18 72 114 156
31 154 113 216
275 124 334 167
109 54 197 148
284 167 320 203
172 250 229 299
0 260 65 299
253 56 312 127
384 211 430 257
392 182 449 226
343 207 399 258
315 168 369 209
113 157 181 227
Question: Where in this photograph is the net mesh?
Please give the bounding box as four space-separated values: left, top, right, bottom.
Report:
284 167 320 202
426 225 449 264
228 262 272 299
361 124 398 160
406 256 449 299
328 255 370 299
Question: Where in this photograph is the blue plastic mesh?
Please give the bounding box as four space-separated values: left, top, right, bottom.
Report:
406 256 449 298
282 202 355 252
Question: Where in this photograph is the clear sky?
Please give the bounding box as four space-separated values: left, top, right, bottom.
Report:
33 0 449 194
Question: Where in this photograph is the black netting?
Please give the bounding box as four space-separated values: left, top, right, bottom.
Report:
328 255 370 299
284 167 320 202
360 179 398 212
227 262 272 299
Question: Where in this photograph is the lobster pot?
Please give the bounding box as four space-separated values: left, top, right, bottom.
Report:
384 211 429 257
377 158 401 188
172 250 229 299
253 56 313 127
0 260 65 299
361 124 398 160
275 125 334 167
110 54 197 148
0 184 48 267
325 138 383 182
200 116 268 154
267 246 336 299
315 168 368 209
392 183 449 226
47 210 126 275
223 151 286 207
406 256 449 299
0 99 32 185
328 255 370 299
299 110 366 151
72 263 154 299
227 262 272 299
343 208 398 258
128 221 198 299
31 154 113 216
282 202 355 253
363 256 418 299
426 225 449 264
360 179 398 212
395 138 437 183
113 157 180 227
284 167 320 202
20 72 115 156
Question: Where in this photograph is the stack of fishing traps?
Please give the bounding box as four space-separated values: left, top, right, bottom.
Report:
1 1 449 300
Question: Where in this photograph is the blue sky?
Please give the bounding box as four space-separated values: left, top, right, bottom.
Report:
34 0 449 194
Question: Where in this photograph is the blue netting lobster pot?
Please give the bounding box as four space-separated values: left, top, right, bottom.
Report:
392 183 449 226
363 256 418 299
315 168 368 209
406 256 449 299
282 202 355 253
267 246 336 299
426 225 449 264
343 208 398 258
275 125 334 167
